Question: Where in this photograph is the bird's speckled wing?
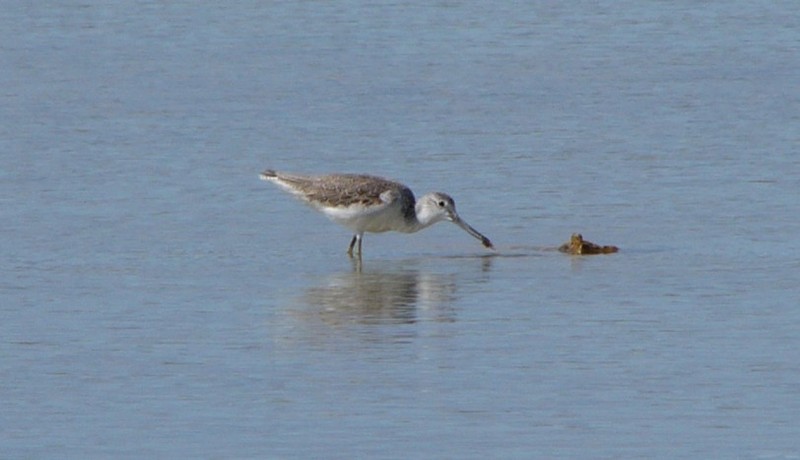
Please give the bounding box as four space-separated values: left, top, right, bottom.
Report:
263 171 416 217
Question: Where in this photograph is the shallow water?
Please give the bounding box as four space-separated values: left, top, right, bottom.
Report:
2 1 799 458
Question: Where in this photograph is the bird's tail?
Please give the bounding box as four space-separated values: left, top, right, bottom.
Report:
259 169 278 181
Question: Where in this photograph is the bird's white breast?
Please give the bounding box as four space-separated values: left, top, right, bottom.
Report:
321 200 414 233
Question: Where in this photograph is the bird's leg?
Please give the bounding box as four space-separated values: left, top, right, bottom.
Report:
346 233 364 258
347 235 358 257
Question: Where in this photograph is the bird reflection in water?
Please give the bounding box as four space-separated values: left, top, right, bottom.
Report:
302 269 458 328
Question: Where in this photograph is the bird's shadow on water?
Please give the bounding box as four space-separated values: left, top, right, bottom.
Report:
276 239 634 324
271 245 629 346
302 262 464 327
274 256 494 346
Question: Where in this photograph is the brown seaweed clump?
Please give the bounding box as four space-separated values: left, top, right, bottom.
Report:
558 233 619 255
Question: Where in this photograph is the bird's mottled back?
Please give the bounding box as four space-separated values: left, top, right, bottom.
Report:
262 171 416 209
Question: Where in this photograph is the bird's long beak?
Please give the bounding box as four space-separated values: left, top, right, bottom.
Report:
451 214 494 249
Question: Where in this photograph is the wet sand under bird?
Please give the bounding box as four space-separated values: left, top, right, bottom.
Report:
260 170 494 257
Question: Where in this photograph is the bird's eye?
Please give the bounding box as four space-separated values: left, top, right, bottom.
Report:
437 200 446 207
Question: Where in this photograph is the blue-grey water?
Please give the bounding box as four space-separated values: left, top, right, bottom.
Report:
2 1 799 458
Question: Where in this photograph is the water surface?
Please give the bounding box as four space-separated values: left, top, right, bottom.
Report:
2 1 799 458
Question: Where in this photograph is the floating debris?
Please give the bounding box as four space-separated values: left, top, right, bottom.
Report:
558 233 619 255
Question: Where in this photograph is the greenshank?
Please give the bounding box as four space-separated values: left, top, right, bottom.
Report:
260 170 494 257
